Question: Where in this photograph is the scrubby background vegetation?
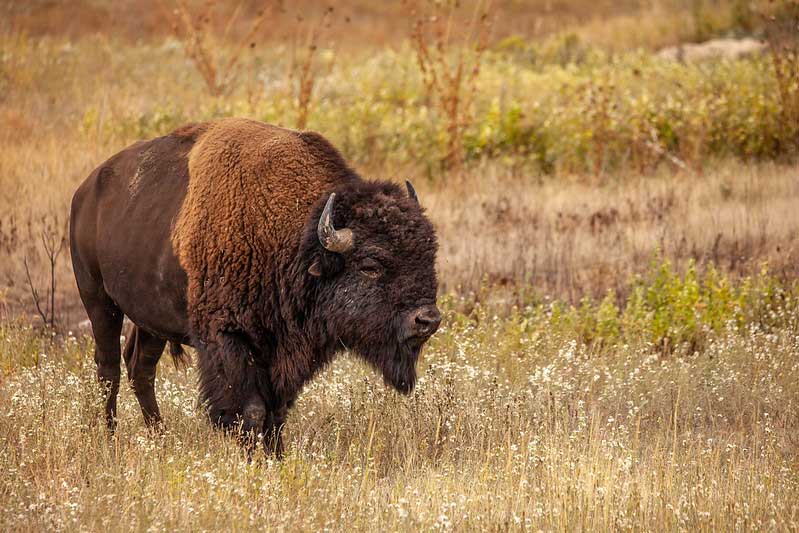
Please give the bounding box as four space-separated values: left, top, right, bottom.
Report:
1 0 798 530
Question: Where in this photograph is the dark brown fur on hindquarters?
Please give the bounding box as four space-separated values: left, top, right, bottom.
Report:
70 118 441 455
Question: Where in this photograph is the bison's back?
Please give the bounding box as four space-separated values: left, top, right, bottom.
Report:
71 118 358 342
173 118 355 260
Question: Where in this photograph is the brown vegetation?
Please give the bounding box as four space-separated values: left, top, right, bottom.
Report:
1 0 778 50
429 161 799 304
161 0 269 96
411 0 493 170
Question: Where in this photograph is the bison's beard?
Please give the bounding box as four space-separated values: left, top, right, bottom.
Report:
354 334 422 395
346 314 428 395
380 340 422 395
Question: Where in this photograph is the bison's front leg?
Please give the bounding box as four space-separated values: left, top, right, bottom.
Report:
240 391 267 455
263 402 290 458
196 332 266 443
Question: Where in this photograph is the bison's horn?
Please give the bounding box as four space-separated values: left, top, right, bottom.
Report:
405 180 419 204
318 193 354 253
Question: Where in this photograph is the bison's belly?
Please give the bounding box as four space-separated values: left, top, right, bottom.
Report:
100 244 190 343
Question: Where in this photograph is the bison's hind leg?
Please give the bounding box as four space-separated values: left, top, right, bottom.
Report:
75 279 124 430
122 326 167 428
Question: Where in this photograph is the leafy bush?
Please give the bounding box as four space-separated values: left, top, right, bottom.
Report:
443 258 798 355
55 35 797 175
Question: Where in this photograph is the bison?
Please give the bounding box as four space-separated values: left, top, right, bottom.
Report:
70 118 441 454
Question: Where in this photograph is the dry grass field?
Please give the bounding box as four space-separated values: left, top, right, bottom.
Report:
1 0 799 531
2 313 798 530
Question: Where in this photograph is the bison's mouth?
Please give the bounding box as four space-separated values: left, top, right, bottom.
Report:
356 321 435 396
400 324 437 347
402 334 428 350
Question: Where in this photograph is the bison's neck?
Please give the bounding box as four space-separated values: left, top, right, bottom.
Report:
265 243 341 401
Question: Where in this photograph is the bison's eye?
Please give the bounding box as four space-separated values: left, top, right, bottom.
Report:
359 258 384 279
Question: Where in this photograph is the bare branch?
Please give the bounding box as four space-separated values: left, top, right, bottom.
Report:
161 0 269 97
410 1 494 171
23 255 48 327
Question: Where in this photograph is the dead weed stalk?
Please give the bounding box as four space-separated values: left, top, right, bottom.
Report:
289 6 337 129
410 0 494 171
22 216 66 330
162 0 269 96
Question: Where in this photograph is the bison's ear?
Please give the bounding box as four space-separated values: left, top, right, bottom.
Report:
307 252 344 278
308 260 323 277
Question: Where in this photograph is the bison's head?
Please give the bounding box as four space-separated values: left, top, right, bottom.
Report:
303 180 440 394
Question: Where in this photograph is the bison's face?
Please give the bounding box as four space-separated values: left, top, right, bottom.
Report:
306 180 440 394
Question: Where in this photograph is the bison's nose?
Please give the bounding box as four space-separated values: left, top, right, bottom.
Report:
409 305 441 337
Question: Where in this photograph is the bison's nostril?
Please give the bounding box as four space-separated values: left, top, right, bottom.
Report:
412 306 441 335
415 314 432 326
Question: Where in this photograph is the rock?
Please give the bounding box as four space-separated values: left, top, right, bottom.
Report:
657 37 766 62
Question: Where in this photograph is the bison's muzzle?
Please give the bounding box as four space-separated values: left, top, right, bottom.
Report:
406 305 442 339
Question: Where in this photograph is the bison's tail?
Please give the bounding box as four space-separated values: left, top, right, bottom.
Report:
169 342 192 370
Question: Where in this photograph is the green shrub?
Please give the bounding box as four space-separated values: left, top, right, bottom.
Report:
63 38 798 175
442 258 798 355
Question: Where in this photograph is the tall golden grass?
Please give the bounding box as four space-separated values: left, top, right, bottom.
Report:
1 313 797 530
